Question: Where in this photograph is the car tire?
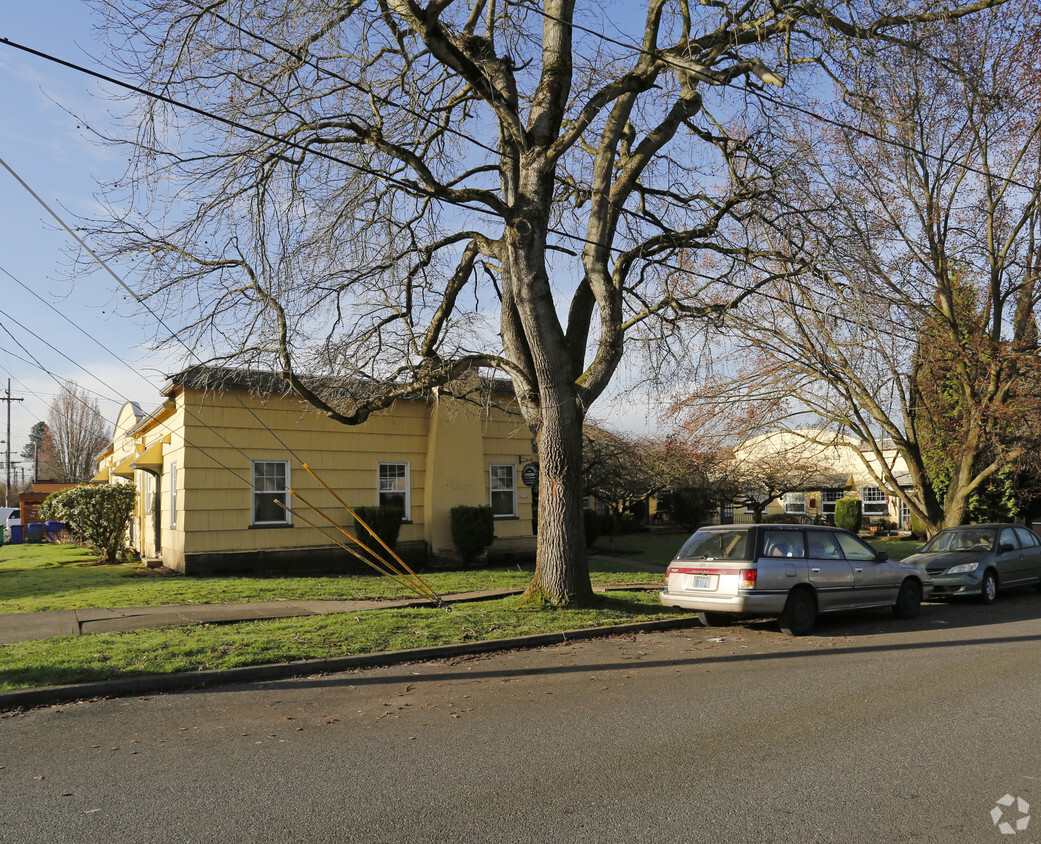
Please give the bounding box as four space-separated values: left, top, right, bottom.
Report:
779 588 817 636
979 570 998 604
893 579 922 619
696 611 732 627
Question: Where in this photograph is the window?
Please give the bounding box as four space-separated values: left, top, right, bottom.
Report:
999 527 1019 551
835 532 878 561
378 462 410 519
490 463 517 518
782 492 806 515
821 490 843 516
806 531 843 560
763 529 805 558
1014 527 1040 549
744 490 767 514
252 460 291 525
861 486 887 516
168 461 177 528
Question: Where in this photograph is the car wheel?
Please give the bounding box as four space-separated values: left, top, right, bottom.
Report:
979 570 998 604
779 588 817 636
696 611 733 627
893 579 922 619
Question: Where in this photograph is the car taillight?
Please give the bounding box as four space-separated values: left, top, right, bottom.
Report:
740 569 757 589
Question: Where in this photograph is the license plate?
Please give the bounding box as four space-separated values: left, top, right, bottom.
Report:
691 575 712 590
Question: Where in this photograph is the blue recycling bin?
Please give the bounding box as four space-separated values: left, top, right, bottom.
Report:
9 524 23 544
45 520 65 538
26 522 44 543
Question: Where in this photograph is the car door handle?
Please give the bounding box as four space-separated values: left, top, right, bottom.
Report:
811 567 821 573
854 567 864 573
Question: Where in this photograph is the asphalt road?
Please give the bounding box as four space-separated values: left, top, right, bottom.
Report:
3 592 1041 843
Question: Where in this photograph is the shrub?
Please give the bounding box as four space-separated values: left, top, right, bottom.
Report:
353 506 404 551
450 505 495 565
39 483 137 563
583 509 600 548
834 497 863 533
909 511 928 540
762 513 803 524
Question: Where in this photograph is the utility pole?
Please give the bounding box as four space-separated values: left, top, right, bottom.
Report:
2 380 24 507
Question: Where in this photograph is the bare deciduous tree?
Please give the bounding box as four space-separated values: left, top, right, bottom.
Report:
47 381 110 483
84 0 1003 601
673 2 1041 536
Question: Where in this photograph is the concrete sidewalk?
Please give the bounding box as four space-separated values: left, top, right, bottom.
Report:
0 590 525 644
0 583 663 643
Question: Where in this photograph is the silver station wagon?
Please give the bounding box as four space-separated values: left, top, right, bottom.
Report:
660 524 932 635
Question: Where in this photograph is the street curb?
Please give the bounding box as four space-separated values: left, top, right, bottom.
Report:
0 616 700 711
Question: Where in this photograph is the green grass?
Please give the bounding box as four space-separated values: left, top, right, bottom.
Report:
0 591 687 690
868 537 924 561
0 542 663 615
590 530 689 566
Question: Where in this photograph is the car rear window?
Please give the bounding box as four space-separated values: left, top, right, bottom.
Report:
675 529 750 561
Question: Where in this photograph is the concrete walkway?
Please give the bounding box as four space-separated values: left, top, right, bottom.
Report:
0 583 663 644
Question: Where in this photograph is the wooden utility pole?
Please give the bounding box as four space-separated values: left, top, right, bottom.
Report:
2 379 24 507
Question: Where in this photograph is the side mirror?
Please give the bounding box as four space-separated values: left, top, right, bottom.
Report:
875 550 889 562
1000 542 1016 553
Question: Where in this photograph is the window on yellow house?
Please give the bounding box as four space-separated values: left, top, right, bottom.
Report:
252 460 291 526
490 463 517 517
378 462 410 520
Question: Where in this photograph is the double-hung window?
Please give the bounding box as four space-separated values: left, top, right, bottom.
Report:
252 460 291 526
378 462 410 519
490 463 517 518
821 489 843 516
861 486 887 517
782 491 806 515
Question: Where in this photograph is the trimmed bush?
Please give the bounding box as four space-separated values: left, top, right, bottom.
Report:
583 509 600 548
450 505 495 565
353 506 404 551
834 497 863 533
909 511 928 540
39 483 137 563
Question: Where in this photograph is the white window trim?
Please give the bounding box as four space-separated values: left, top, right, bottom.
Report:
169 461 177 529
861 486 887 516
251 459 292 526
821 489 843 515
378 461 411 521
489 463 518 518
783 491 806 514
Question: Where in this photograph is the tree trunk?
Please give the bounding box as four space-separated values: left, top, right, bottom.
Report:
520 388 594 607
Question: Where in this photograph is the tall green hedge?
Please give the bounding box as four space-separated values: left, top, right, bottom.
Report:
353 506 404 551
451 505 495 566
39 483 137 563
834 497 862 533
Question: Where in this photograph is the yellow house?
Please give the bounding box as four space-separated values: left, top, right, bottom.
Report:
93 367 537 574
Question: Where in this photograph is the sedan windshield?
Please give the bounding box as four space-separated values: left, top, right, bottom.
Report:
675 529 750 561
921 528 996 554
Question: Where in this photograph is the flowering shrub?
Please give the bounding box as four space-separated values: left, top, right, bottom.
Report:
39 483 137 563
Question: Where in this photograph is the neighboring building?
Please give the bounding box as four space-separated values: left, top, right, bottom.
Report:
727 430 912 529
93 367 537 574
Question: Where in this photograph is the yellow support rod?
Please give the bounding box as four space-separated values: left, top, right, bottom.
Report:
288 487 439 603
301 462 435 592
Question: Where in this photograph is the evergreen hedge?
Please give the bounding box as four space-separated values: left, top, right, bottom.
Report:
834 497 863 533
450 505 495 565
353 506 404 551
39 483 137 563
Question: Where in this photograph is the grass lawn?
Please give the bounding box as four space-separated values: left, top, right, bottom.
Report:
0 591 688 691
0 542 664 615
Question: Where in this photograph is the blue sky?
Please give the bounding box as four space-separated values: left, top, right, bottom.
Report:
0 3 661 469
0 1 180 466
